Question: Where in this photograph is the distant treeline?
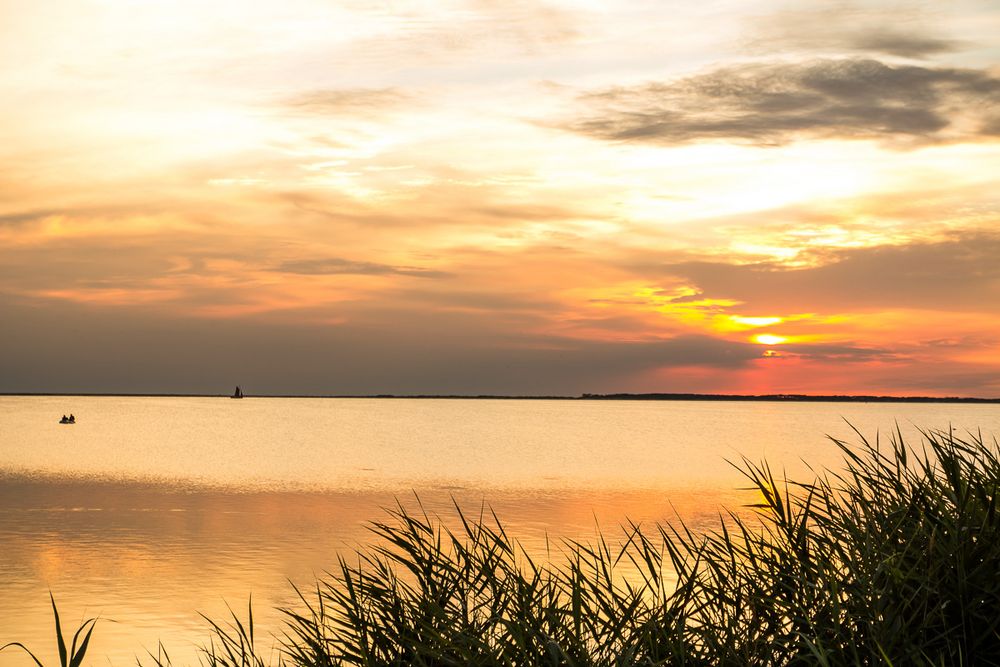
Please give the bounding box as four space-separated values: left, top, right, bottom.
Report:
579 392 1000 403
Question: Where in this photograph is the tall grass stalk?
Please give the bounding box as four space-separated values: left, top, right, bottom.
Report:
0 594 99 667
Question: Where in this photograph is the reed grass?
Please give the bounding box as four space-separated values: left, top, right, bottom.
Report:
6 427 1000 665
0 594 98 667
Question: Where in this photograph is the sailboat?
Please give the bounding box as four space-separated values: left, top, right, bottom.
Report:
231 386 244 399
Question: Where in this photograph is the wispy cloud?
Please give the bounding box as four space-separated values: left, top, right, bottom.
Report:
744 5 964 59
272 257 449 278
282 87 412 115
843 30 961 59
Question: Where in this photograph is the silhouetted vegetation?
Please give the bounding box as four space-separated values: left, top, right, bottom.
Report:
580 392 1000 403
5 427 1000 665
0 594 97 667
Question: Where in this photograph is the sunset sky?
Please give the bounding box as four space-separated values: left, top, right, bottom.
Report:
2 0 999 396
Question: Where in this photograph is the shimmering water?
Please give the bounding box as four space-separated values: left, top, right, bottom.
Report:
1 396 997 665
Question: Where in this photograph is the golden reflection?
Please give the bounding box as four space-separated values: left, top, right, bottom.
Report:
0 475 755 666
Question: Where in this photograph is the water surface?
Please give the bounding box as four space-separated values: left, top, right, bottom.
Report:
1 397 997 665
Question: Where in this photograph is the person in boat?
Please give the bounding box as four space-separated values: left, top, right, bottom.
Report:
60 415 68 423
69 414 75 423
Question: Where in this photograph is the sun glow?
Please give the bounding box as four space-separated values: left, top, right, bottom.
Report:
730 316 783 327
753 334 788 345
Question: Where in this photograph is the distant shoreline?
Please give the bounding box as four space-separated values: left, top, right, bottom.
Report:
2 392 999 404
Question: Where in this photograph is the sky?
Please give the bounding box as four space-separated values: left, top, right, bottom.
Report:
1 0 999 397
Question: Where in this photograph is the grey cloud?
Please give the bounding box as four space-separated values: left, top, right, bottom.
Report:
470 203 578 223
647 232 1000 313
0 209 62 227
885 367 1000 394
779 342 903 363
272 257 450 279
850 30 960 59
980 115 1000 135
568 59 1000 146
0 204 160 228
0 240 183 290
921 335 999 351
667 293 708 304
745 6 963 59
386 288 557 315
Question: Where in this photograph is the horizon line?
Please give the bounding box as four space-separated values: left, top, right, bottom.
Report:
3 391 999 404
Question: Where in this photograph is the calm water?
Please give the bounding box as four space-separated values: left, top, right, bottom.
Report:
1 396 998 665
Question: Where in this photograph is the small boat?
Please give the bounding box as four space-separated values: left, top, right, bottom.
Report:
59 414 76 424
231 386 244 399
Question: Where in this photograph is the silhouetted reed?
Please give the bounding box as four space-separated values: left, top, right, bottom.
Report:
0 594 98 667
6 427 1000 665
